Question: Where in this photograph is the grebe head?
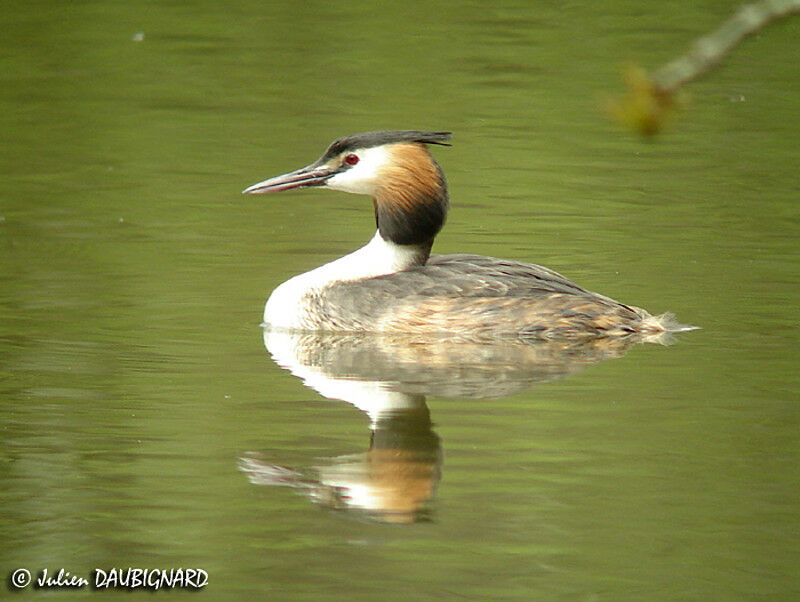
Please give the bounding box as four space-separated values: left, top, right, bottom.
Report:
243 130 451 246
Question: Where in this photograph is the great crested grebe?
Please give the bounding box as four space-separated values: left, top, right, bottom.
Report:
244 130 686 340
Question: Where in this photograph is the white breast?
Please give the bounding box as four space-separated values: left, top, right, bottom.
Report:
263 230 425 330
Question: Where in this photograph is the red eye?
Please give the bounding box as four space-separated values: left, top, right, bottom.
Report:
344 153 359 166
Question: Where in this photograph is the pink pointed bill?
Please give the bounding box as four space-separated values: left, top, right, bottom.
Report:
242 164 336 195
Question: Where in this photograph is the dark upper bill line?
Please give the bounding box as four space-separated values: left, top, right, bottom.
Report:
242 165 336 194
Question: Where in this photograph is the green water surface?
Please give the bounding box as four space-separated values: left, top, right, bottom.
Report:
2 1 799 600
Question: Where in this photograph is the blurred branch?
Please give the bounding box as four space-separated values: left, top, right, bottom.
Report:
608 0 800 136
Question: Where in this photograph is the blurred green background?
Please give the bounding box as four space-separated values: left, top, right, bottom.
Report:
1 1 798 599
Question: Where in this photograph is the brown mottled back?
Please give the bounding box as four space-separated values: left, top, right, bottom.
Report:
305 254 664 341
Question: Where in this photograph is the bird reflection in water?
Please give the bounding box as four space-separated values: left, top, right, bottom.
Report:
239 329 666 524
241 401 439 525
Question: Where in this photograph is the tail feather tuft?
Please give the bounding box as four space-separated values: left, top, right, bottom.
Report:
640 312 699 344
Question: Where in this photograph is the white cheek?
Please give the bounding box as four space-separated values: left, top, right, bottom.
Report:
326 146 389 195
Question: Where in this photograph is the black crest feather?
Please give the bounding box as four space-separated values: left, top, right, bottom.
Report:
321 130 451 160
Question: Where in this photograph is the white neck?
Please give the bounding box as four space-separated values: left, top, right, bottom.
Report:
327 230 427 277
264 231 427 329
